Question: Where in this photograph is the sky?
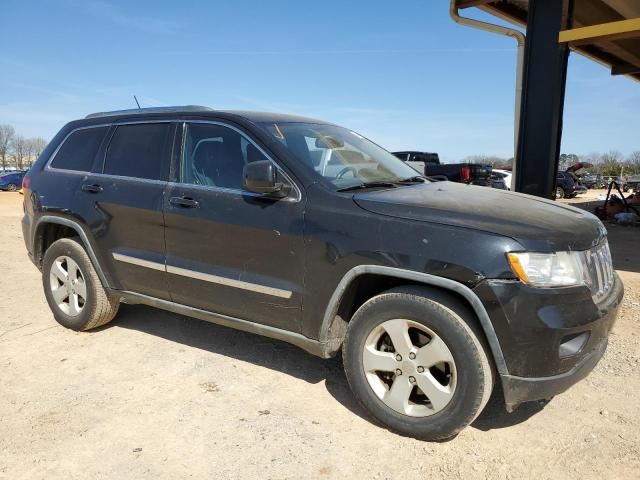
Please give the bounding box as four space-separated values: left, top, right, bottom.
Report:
1 0 638 163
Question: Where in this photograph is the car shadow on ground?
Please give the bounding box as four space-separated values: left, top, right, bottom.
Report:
471 385 547 431
112 304 547 434
111 304 366 419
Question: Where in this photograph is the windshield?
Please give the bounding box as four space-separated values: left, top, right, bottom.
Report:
258 122 422 189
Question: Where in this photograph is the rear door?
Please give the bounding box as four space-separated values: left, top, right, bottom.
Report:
77 121 176 300
163 121 306 331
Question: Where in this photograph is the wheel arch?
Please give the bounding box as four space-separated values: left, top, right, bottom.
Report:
34 216 111 289
318 265 508 375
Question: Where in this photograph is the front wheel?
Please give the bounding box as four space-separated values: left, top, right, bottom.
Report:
342 286 493 441
42 237 119 331
6 183 17 192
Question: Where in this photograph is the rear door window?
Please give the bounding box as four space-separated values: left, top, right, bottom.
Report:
103 123 172 180
50 126 109 172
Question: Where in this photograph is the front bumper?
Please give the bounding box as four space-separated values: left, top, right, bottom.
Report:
474 273 623 409
501 337 607 411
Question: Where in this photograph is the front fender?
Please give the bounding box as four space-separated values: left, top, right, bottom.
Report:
317 265 509 375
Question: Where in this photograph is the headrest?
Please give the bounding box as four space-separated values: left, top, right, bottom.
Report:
193 141 226 166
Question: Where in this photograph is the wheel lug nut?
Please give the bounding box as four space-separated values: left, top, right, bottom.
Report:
409 376 416 383
409 352 416 360
395 354 402 361
395 369 402 376
417 366 425 373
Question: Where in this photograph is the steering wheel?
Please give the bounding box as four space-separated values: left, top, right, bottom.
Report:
336 167 357 179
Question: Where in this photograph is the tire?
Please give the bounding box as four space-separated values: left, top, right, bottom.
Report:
555 187 565 200
42 237 119 331
342 286 493 441
6 183 17 192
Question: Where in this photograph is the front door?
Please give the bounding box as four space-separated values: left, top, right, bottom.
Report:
163 121 306 331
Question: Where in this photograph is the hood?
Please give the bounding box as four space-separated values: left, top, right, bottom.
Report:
566 162 593 176
353 182 604 252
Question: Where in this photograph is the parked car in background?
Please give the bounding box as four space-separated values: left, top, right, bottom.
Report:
424 163 494 186
625 175 640 193
22 106 623 441
393 151 494 187
555 171 587 199
0 170 27 191
489 173 508 190
492 169 512 190
392 151 440 175
580 173 605 189
603 176 630 192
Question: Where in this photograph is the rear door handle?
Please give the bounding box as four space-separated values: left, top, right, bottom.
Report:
81 183 103 193
169 196 199 208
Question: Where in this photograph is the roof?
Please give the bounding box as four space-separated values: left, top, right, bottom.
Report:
220 110 330 124
85 105 213 118
83 106 330 125
459 0 640 83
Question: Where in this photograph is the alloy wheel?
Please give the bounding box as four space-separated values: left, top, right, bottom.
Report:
49 256 87 316
362 318 457 417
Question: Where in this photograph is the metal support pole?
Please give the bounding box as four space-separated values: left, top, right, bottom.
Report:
514 0 573 198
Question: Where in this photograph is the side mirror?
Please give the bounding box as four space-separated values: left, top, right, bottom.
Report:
243 161 289 198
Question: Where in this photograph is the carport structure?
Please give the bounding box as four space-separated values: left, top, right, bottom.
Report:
451 0 640 198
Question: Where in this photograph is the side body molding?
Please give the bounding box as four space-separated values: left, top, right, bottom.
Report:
319 265 509 374
35 215 112 289
30 221 508 374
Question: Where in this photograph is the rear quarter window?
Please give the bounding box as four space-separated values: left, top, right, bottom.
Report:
103 123 171 180
49 126 109 172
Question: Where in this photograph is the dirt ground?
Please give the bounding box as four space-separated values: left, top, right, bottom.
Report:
0 190 638 480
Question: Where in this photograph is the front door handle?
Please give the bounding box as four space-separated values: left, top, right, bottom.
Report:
81 183 103 193
169 196 199 208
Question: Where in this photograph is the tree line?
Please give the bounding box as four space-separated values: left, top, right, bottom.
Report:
461 151 640 176
561 152 640 177
0 124 48 171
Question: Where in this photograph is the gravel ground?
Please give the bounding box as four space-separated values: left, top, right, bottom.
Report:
0 192 638 480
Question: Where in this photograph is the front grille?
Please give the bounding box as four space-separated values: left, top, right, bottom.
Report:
583 240 615 301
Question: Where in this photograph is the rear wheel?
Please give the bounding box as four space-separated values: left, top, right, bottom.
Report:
42 238 119 331
342 286 493 441
6 183 17 192
555 186 565 200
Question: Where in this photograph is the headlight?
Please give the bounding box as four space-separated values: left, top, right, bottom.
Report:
507 251 586 287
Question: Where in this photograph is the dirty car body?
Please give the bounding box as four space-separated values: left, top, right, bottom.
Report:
22 107 623 437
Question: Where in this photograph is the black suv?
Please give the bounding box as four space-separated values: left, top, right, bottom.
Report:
22 106 623 441
556 171 588 199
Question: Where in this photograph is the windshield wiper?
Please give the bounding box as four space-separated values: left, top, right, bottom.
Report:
337 181 399 192
397 175 426 183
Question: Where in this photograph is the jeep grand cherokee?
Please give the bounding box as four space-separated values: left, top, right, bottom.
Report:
22 106 623 440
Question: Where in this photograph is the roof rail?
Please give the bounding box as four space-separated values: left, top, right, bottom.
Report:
85 105 213 119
